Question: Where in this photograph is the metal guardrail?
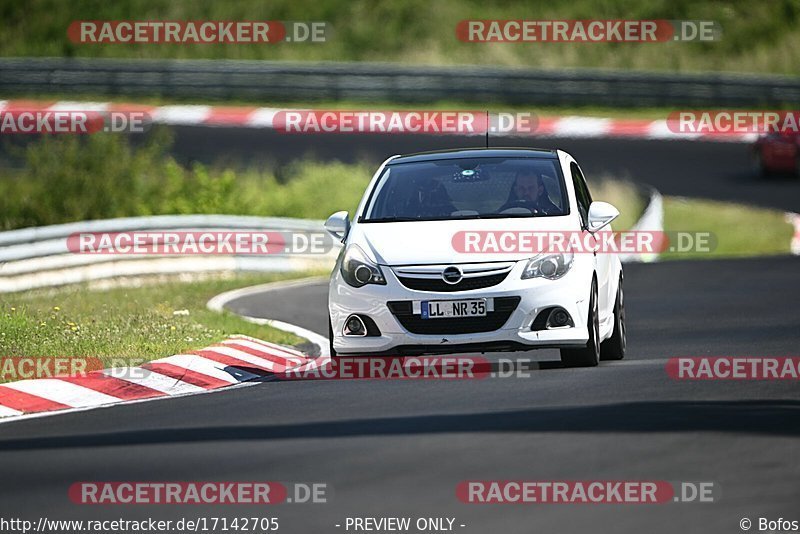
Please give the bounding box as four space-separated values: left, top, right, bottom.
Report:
0 186 664 292
0 215 339 293
1 57 799 107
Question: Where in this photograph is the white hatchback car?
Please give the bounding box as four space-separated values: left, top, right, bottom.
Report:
325 148 625 367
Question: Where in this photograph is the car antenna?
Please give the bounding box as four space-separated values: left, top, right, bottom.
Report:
485 110 490 148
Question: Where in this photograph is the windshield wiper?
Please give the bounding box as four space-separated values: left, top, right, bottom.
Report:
363 217 426 223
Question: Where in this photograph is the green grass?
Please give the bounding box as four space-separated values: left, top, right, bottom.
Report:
591 178 645 231
0 0 799 75
0 272 318 377
661 196 793 259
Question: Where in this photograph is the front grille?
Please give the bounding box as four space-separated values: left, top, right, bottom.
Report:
387 296 521 335
397 272 509 292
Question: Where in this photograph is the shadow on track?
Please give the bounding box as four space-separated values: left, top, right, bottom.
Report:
2 400 799 451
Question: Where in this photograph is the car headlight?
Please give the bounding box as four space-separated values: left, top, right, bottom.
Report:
521 252 574 280
341 244 386 288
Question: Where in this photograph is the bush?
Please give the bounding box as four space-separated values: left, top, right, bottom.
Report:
0 131 373 229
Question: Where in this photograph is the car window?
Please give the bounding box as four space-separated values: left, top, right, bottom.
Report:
570 162 592 227
362 157 569 222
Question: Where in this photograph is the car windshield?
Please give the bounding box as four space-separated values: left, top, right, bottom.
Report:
362 157 569 222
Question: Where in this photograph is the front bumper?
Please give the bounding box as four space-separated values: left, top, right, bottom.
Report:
329 259 593 355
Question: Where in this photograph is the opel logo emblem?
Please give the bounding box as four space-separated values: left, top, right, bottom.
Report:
442 266 463 285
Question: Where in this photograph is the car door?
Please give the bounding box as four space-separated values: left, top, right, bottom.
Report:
570 162 613 318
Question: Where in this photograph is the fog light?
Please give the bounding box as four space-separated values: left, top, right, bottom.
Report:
546 308 573 329
344 315 367 336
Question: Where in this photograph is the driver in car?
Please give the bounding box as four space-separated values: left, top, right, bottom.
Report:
498 170 561 215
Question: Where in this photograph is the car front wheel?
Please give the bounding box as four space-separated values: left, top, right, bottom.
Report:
328 315 337 358
600 275 626 361
560 279 599 368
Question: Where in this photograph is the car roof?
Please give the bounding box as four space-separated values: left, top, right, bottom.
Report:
388 147 558 165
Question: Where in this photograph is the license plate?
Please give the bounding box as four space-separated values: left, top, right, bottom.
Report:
421 299 487 319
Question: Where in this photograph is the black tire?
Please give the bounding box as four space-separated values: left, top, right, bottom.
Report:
328 315 337 358
751 150 767 178
752 150 770 178
560 279 599 368
600 275 626 361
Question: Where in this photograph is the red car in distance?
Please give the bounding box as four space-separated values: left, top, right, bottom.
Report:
752 131 800 177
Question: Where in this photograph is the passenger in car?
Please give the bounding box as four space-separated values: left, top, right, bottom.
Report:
498 170 561 215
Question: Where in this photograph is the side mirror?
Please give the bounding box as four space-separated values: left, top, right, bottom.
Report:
586 201 619 233
324 211 350 241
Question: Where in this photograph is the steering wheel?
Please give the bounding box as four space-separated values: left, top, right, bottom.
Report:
500 199 540 215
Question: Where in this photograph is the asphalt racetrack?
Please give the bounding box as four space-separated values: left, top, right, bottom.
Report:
0 256 798 533
0 132 798 534
165 127 800 211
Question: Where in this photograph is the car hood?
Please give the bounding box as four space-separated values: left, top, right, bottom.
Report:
351 216 577 265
